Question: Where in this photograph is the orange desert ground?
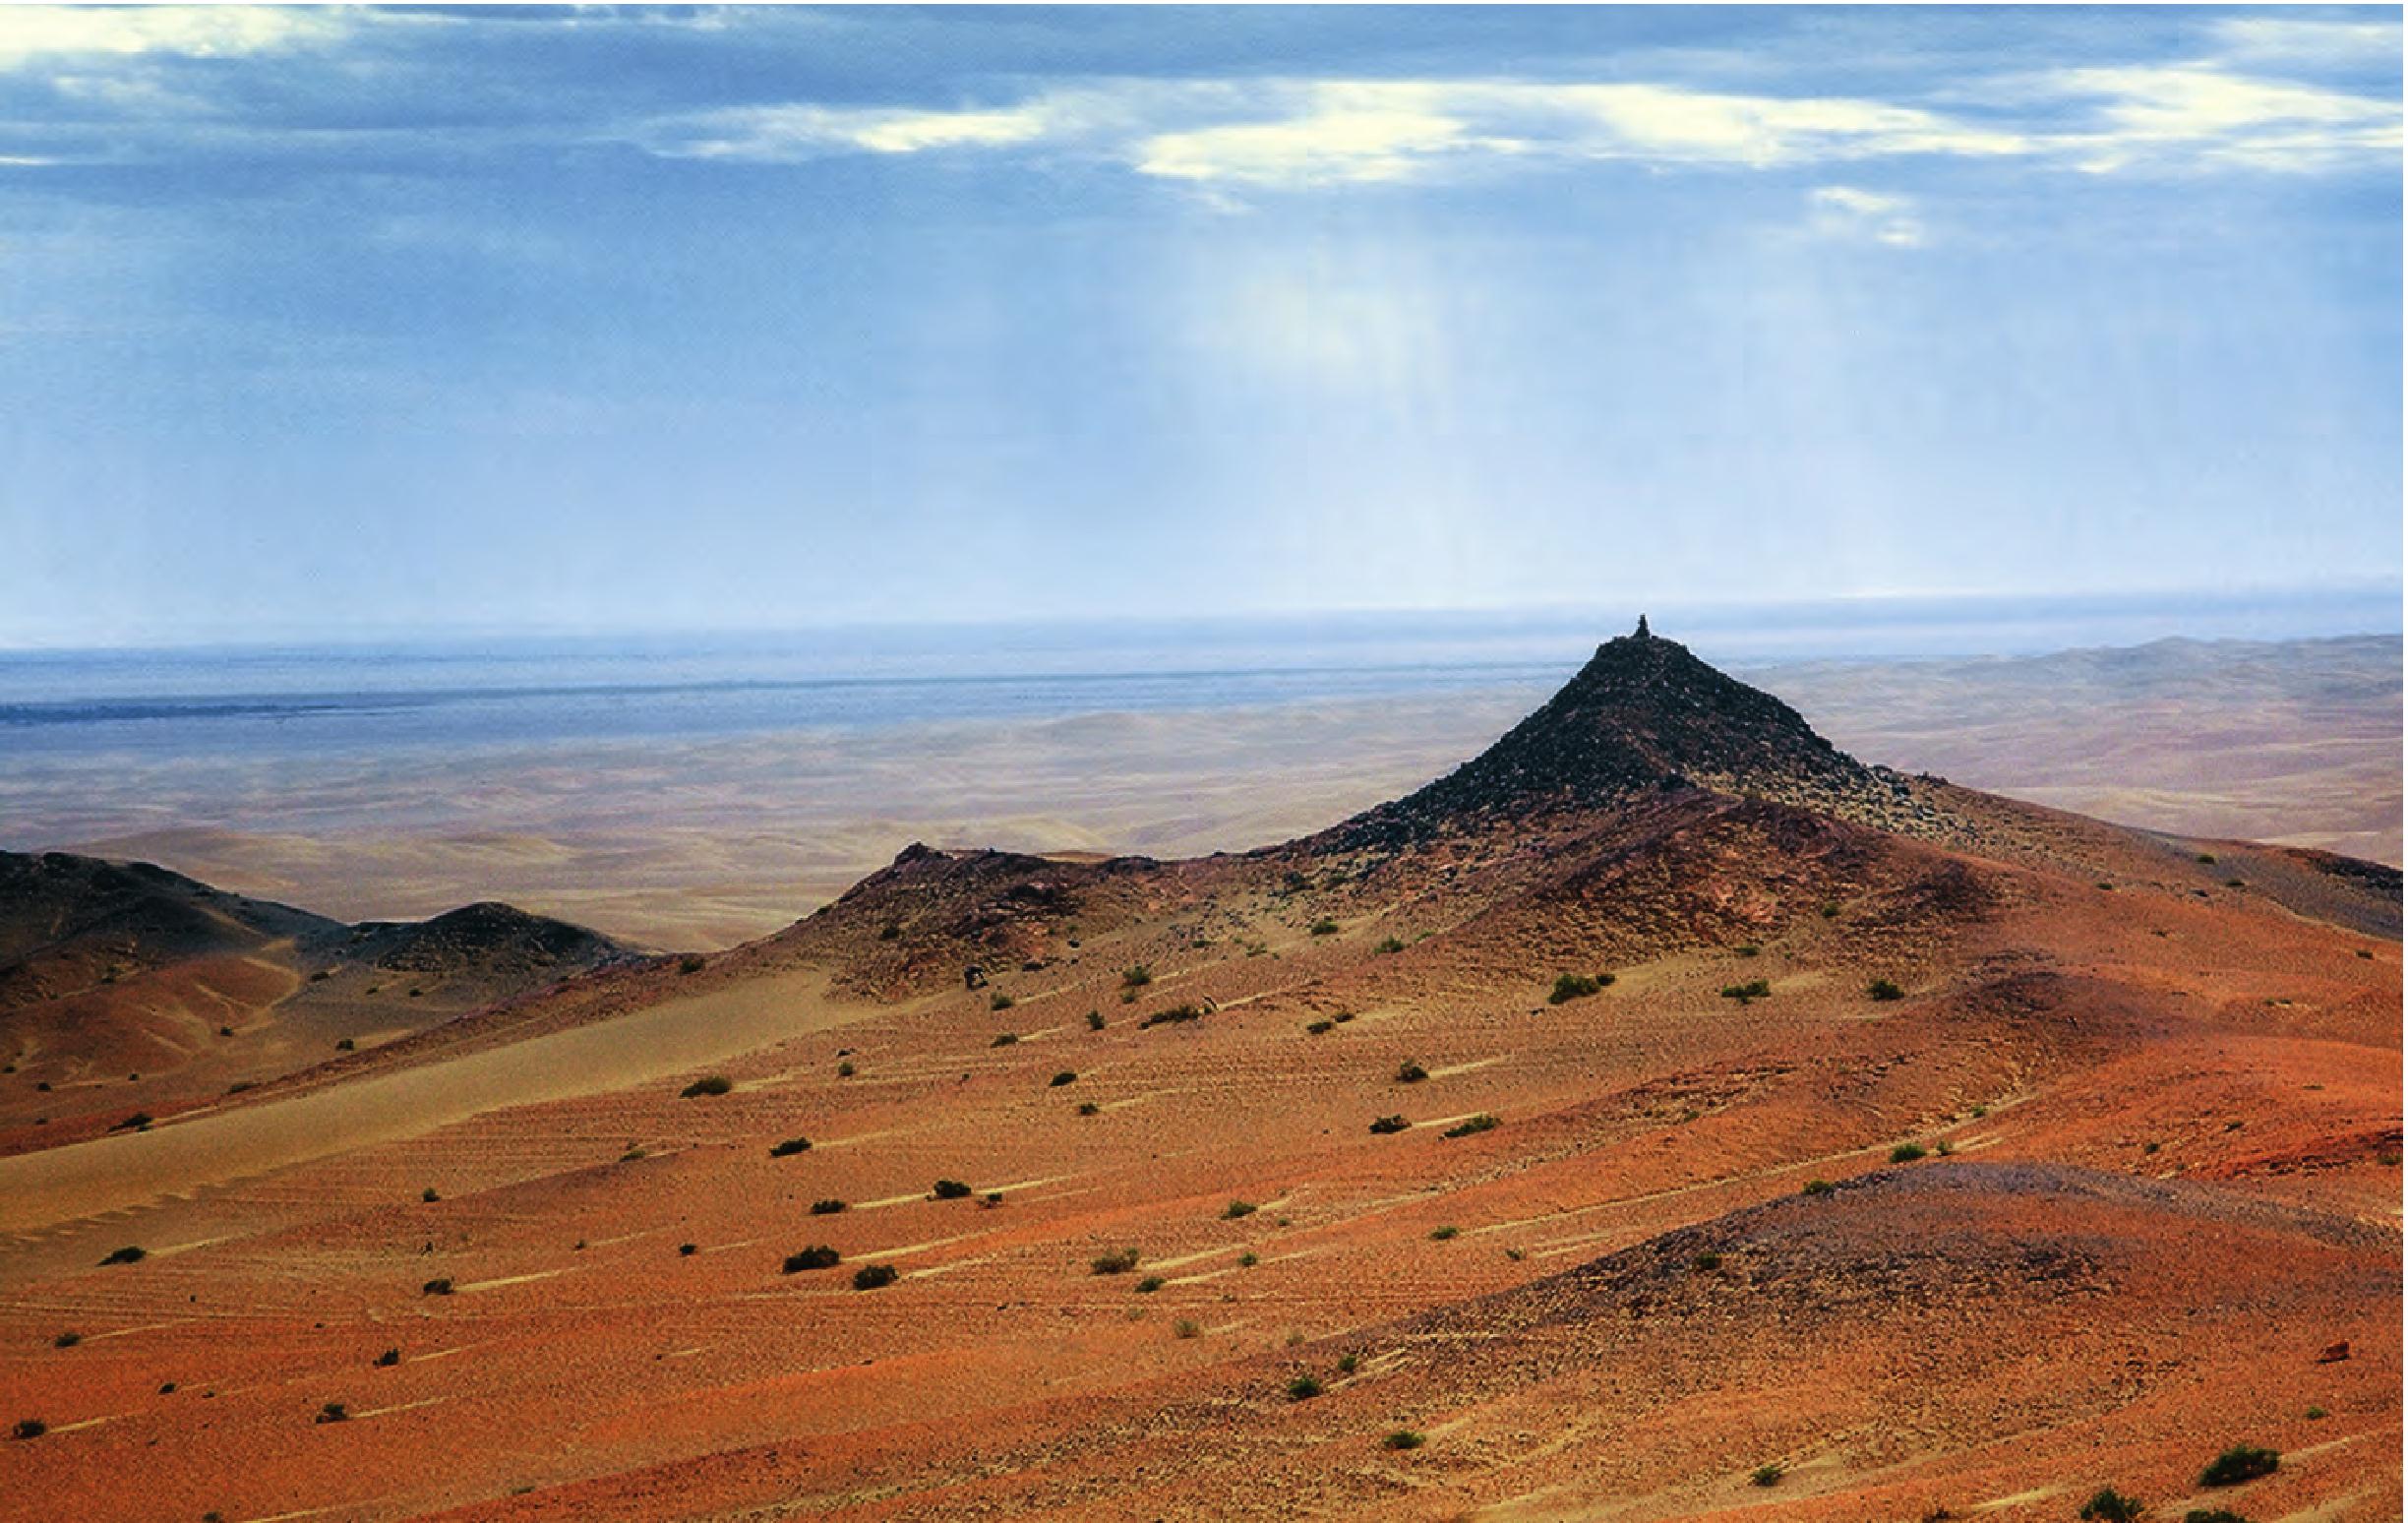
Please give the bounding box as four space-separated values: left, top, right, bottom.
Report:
0 626 2397 1522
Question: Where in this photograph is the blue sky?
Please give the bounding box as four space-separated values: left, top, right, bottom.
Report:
0 5 2399 646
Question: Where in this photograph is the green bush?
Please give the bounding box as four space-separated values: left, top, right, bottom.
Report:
1141 1004 1205 1027
100 1246 146 1265
678 954 706 974
836 1061 856 1077
1287 1373 1323 1401
1719 980 1772 1004
1384 1429 1424 1450
1237 1251 1260 1267
1368 1115 1411 1135
1734 944 1761 958
1548 972 1610 1004
1310 919 1341 936
2183 1511 2248 1523
811 1198 846 1214
990 993 1014 1011
1225 1200 1258 1219
1374 937 1406 954
1085 1010 1106 1030
421 1187 441 1202
852 1264 898 1291
1050 1070 1077 1087
1443 1114 1501 1138
1306 1019 1334 1035
769 1136 812 1157
932 1179 973 1200
990 1033 1018 1048
1867 978 1905 1002
2079 1489 2143 1523
1751 1464 1781 1487
2198 1444 2278 1488
14 1418 45 1440
1093 1248 1141 1275
1121 965 1152 988
1174 1319 1201 1339
375 1348 400 1367
782 1247 841 1273
1801 1178 1836 1196
679 1243 697 1256
422 1277 453 1296
1395 1061 1428 1083
316 1401 350 1425
1691 1251 1721 1271
1429 1226 1459 1241
680 1074 732 1098
1135 1275 1166 1293
1077 1101 1101 1116
52 1332 79 1349
1890 1142 1928 1163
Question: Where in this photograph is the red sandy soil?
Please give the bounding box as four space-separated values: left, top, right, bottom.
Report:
0 631 2394 1522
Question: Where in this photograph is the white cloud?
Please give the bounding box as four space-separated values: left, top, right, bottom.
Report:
2048 64 2401 173
0 7 344 69
648 102 1058 161
2211 16 2403 67
1807 185 1926 248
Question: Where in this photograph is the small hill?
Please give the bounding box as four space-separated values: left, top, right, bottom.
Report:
1339 618 1898 845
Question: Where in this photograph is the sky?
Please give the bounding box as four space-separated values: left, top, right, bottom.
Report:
0 4 2400 647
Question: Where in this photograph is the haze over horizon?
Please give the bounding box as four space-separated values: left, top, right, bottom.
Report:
1 5 2400 648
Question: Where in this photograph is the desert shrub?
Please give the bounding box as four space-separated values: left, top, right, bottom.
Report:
990 1032 1018 1047
810 1198 846 1215
110 1112 152 1132
679 1243 697 1256
1306 1019 1334 1035
769 1137 812 1157
1077 1101 1101 1116
1310 919 1341 936
1374 937 1406 955
421 1187 441 1202
1734 944 1761 958
2080 1489 2143 1523
1504 1247 1526 1261
2198 1445 2278 1488
1225 1200 1258 1219
1050 1070 1077 1087
1085 1010 1106 1030
782 1247 841 1273
1336 1353 1358 1372
15 1418 45 1440
877 923 901 941
2305 1405 2327 1420
375 1348 400 1368
1093 1248 1141 1275
1384 1429 1424 1450
620 1147 646 1162
1801 1178 1836 1196
1719 980 1772 1004
316 1401 350 1425
1141 1004 1205 1027
1867 978 1905 1002
984 1191 1003 1206
2225 879 2245 889
851 1264 898 1291
1891 1142 1928 1163
680 1074 732 1098
2182 1511 2248 1523
422 1277 453 1296
678 954 705 975
1368 1115 1410 1135
1430 1226 1459 1241
1691 1251 1722 1271
1237 1251 1260 1267
1287 1373 1323 1401
1395 1060 1428 1083
2197 853 2217 864
932 1179 973 1200
1752 1464 1782 1487
1549 972 1610 1004
226 1080 256 1094
1819 901 1840 918
836 1061 855 1077
52 1332 79 1349
1135 1275 1166 1294
1934 1138 1955 1156
1121 965 1152 988
335 1038 355 1052
1444 1114 1501 1138
1174 1319 1201 1339
100 1246 146 1265
990 992 1014 1011
1333 1010 1356 1024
